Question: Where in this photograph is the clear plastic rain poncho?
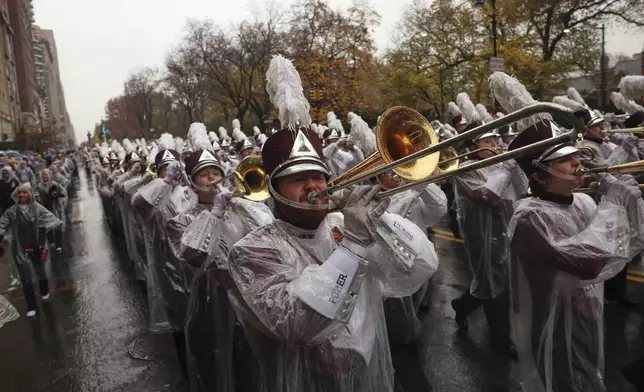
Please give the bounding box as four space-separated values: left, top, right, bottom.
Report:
323 143 365 178
0 295 19 328
162 202 214 332
180 197 274 392
576 137 639 167
36 169 67 231
382 183 447 344
0 166 20 213
0 184 61 267
508 191 644 392
49 165 69 189
228 209 439 392
133 178 197 332
124 171 154 281
454 159 528 299
15 162 36 186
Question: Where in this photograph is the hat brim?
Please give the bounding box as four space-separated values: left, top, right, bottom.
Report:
539 144 579 163
272 158 331 179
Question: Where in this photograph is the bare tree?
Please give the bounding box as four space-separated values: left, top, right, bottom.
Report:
123 67 162 136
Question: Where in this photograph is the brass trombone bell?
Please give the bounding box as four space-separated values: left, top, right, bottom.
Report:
311 106 439 201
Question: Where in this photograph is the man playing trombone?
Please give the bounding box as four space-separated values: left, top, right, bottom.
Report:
227 55 439 392
506 120 644 392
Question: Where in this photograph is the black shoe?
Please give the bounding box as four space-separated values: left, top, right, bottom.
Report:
451 298 468 330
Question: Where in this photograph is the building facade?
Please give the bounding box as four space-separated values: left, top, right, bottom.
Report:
34 27 72 148
0 0 20 142
8 0 39 148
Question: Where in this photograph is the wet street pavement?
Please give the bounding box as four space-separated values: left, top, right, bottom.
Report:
1 173 183 392
2 171 644 391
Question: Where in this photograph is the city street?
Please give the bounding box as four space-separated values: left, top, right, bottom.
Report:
2 171 644 392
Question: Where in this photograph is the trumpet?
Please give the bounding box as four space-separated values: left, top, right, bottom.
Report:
605 126 644 134
308 102 583 202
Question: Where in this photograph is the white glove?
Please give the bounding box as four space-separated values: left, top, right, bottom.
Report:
211 186 233 218
329 185 390 247
599 173 642 207
164 161 182 185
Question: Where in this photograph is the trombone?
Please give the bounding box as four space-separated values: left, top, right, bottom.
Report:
309 102 583 202
574 184 644 193
605 126 644 134
437 147 505 173
576 159 644 176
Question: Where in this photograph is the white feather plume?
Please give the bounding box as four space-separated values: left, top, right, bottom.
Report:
232 127 247 143
317 124 328 139
122 138 135 154
265 55 312 130
208 131 219 143
619 75 644 101
552 96 585 111
232 118 241 130
494 112 505 119
253 126 261 136
456 93 480 125
567 87 588 107
348 114 377 156
189 123 213 152
476 104 494 123
150 142 158 150
448 102 461 117
310 123 319 135
188 122 207 142
443 123 457 133
110 140 119 151
489 71 553 132
218 127 229 141
99 143 109 158
147 146 158 163
174 137 184 154
117 146 126 161
611 91 644 114
258 134 268 145
157 133 176 151
140 139 149 158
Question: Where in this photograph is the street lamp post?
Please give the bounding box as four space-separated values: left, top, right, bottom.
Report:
476 0 500 112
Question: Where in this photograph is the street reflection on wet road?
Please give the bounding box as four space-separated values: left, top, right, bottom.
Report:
0 172 182 392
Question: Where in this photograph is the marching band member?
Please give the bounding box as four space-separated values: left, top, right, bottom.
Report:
450 85 528 356
228 55 438 392
506 116 644 392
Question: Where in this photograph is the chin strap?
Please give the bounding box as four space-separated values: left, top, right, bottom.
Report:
268 176 329 211
532 160 582 181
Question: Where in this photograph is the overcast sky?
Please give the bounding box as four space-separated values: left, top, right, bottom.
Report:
34 0 644 144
